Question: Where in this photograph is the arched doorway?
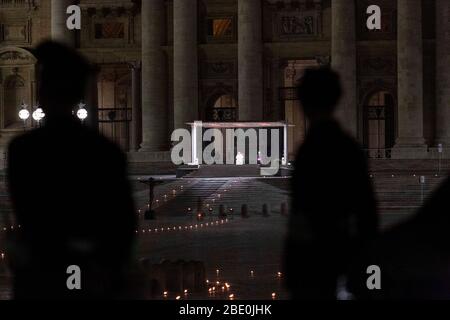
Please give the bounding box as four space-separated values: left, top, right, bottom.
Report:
0 46 37 146
97 64 132 151
206 93 237 122
363 90 395 158
3 74 26 128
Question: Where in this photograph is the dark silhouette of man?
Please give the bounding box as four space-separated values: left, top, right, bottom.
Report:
6 41 136 299
368 177 450 299
284 67 378 300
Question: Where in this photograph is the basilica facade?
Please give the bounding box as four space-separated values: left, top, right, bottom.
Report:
0 0 448 163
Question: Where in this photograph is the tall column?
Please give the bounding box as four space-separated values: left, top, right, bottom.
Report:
393 0 426 157
238 0 263 121
436 0 450 147
141 0 167 152
131 62 142 152
51 0 75 46
174 0 198 130
331 0 357 137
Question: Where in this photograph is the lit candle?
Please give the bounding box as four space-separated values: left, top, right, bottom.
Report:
272 293 276 300
176 296 181 300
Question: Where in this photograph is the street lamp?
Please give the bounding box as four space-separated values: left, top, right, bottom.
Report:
32 107 45 126
76 102 88 123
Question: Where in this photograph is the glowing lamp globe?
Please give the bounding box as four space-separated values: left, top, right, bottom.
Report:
19 109 30 121
32 108 45 121
77 108 88 121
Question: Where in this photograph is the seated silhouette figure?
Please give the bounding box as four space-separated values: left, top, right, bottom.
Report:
284 67 378 300
6 41 136 299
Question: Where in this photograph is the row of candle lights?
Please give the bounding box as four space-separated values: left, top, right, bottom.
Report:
135 219 229 235
160 269 283 300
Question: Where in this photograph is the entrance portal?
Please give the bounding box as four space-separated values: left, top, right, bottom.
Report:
363 91 395 158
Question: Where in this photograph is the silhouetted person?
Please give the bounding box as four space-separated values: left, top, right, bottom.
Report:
284 67 378 300
368 177 450 299
6 41 136 299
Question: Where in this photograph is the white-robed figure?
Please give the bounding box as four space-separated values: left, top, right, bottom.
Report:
236 152 244 165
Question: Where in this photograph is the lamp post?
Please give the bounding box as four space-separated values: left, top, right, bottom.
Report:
420 175 426 202
18 102 30 131
437 143 443 176
32 107 45 127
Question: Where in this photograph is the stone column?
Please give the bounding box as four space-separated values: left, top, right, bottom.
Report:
173 0 198 130
141 0 167 152
238 0 263 121
393 0 426 158
51 0 75 46
436 0 450 147
331 0 357 137
131 62 142 151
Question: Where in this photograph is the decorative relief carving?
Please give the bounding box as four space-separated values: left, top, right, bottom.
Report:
0 51 29 61
0 0 37 10
358 56 396 77
280 15 314 35
0 20 32 45
270 1 323 41
202 61 237 79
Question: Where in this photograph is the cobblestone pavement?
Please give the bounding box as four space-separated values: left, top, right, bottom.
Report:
0 173 440 300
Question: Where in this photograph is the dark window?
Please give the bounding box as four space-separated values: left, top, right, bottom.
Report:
94 22 125 39
206 18 233 40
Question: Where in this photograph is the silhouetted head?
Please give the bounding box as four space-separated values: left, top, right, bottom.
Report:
35 41 94 120
297 67 342 121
